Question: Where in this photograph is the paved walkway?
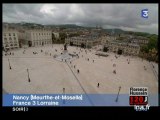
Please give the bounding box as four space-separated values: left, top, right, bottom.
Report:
2 44 158 94
65 61 94 106
150 62 158 81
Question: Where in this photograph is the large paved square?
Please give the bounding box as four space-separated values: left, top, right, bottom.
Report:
3 44 158 95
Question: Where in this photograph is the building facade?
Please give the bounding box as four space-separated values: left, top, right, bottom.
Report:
131 36 149 46
24 29 52 47
65 35 102 48
104 41 140 55
3 29 19 50
18 30 26 48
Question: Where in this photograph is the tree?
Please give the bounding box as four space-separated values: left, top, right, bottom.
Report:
59 32 67 43
140 45 149 53
52 33 56 44
147 35 158 51
148 48 158 61
140 34 158 62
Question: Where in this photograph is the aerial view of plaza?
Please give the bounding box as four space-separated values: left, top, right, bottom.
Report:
2 4 158 105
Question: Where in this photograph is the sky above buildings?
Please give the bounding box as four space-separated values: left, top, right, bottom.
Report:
3 4 158 34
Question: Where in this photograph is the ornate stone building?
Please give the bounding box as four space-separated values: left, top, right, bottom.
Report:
104 41 140 55
19 29 52 47
65 34 102 48
131 36 149 46
3 29 19 50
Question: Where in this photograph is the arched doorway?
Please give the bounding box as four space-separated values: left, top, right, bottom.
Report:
117 49 123 55
103 47 109 52
70 42 73 46
81 43 86 48
28 41 32 47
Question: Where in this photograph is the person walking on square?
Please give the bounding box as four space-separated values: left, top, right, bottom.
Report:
144 66 147 70
97 83 100 88
113 70 116 74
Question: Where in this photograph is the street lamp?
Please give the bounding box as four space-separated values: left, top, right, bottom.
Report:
115 86 121 102
63 88 65 94
8 58 12 70
27 68 31 82
63 88 65 104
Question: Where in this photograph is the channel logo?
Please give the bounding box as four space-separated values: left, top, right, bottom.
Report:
129 87 150 111
141 9 148 19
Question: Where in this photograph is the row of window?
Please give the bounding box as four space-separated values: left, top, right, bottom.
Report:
132 40 148 43
33 39 51 42
33 41 51 45
110 48 139 54
4 37 17 41
32 33 51 36
67 40 90 43
4 44 18 47
68 41 87 44
3 33 16 36
32 37 52 40
111 48 138 51
110 46 139 49
67 39 92 41
3 41 18 44
109 44 139 49
35 41 51 44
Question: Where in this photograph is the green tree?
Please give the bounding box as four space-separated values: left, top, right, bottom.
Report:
52 33 56 44
147 35 158 50
148 48 158 61
140 45 149 53
59 32 67 43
